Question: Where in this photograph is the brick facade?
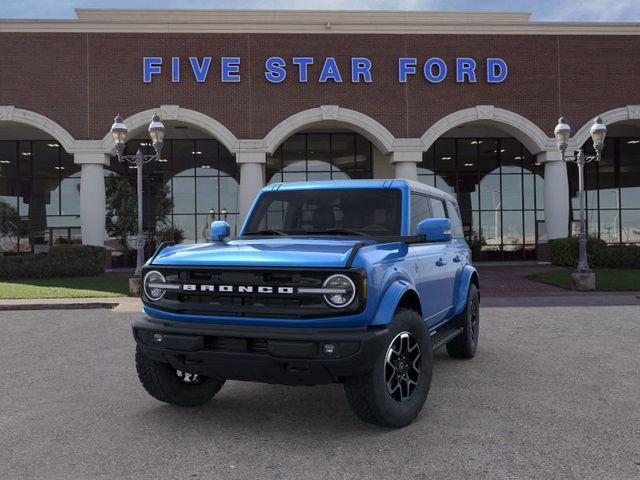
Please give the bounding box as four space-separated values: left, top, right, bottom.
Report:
2 31 639 142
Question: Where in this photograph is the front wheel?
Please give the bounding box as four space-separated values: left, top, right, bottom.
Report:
343 308 433 428
135 346 225 406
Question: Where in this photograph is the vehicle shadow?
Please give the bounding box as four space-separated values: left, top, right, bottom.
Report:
128 353 458 436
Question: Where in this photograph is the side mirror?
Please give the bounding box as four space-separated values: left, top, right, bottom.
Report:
417 218 451 243
210 221 230 242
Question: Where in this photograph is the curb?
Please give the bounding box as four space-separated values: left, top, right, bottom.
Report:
0 302 120 312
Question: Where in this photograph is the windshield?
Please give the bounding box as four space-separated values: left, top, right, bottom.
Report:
244 188 402 236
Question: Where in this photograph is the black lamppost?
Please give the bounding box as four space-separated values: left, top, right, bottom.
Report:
110 114 166 275
553 116 607 281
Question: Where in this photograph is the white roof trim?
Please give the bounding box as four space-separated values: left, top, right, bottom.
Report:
0 9 639 34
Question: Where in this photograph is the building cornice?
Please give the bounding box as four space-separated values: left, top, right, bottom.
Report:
0 9 639 35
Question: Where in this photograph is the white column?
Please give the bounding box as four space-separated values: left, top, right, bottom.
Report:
75 152 109 246
390 151 422 181
237 151 266 224
539 151 569 239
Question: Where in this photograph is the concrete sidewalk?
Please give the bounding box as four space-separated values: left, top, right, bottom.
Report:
1 291 639 311
0 296 141 312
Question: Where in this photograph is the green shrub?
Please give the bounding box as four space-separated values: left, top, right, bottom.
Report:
549 237 607 267
593 245 640 268
0 245 106 279
550 237 640 269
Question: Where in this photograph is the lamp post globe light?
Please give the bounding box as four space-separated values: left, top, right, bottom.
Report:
553 116 607 290
110 114 166 277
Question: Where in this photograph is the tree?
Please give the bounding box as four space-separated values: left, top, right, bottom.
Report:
105 175 173 252
0 201 21 248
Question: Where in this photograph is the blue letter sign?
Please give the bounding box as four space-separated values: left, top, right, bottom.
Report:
487 58 508 83
189 57 212 83
265 56 287 83
292 57 314 82
351 58 372 83
398 58 417 83
456 58 477 83
142 55 508 84
221 57 241 82
143 57 162 83
424 57 447 83
319 57 343 83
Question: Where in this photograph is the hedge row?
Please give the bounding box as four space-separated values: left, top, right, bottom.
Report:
549 237 640 268
0 245 106 279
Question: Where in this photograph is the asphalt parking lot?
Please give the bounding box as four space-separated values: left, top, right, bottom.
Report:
1 305 639 480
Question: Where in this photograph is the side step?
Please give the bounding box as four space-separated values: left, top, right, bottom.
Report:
430 325 463 350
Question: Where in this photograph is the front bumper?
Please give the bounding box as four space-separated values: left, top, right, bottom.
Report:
133 316 389 385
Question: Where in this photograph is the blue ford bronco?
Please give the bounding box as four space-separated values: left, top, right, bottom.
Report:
134 179 479 427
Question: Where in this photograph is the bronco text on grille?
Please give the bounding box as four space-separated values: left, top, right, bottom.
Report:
142 268 365 319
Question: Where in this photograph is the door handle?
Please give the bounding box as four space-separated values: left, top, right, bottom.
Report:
453 255 461 263
436 258 447 267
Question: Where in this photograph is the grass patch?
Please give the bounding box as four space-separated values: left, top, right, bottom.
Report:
526 268 640 291
0 276 129 299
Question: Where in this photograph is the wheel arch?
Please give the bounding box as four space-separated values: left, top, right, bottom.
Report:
371 280 422 326
453 265 480 316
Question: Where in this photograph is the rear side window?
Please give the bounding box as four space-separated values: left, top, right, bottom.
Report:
429 198 447 219
410 193 431 234
446 200 464 239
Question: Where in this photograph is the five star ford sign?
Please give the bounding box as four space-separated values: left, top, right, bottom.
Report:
142 56 508 84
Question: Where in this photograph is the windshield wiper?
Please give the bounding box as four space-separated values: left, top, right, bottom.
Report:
306 228 372 238
244 229 288 236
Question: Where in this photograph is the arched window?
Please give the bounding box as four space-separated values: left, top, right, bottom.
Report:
266 133 373 183
0 140 79 253
418 137 544 260
108 138 239 250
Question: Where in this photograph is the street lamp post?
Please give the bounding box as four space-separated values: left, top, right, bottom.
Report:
553 116 607 282
110 114 166 276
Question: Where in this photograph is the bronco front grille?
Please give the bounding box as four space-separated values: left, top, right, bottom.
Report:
143 267 365 319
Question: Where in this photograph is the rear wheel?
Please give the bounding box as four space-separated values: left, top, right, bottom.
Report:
343 308 433 428
135 346 225 406
446 283 479 359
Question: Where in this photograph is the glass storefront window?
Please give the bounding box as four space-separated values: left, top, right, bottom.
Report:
418 136 545 260
0 140 79 253
104 138 240 267
569 136 640 245
266 132 373 183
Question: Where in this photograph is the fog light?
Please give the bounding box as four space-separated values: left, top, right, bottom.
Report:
323 343 337 355
152 333 164 344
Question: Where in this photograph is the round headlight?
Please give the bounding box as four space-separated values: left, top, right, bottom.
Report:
143 270 166 301
322 274 356 308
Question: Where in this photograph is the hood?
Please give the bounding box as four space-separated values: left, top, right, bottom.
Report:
150 237 364 268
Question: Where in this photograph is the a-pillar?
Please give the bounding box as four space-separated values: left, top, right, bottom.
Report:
538 151 569 239
237 151 266 225
75 152 110 246
391 151 422 181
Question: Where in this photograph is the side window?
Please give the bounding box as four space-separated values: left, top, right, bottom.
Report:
429 197 447 219
410 193 431 234
446 200 464 238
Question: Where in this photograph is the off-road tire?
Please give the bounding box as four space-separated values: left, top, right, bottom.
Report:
135 346 225 406
343 308 433 428
446 283 479 359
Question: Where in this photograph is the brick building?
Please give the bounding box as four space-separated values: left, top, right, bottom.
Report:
1 9 639 263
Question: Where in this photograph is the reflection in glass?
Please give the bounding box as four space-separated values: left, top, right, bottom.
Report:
418 136 545 259
266 133 372 183
570 136 640 244
599 210 620 243
501 175 523 210
502 211 523 250
0 140 79 253
621 210 640 243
